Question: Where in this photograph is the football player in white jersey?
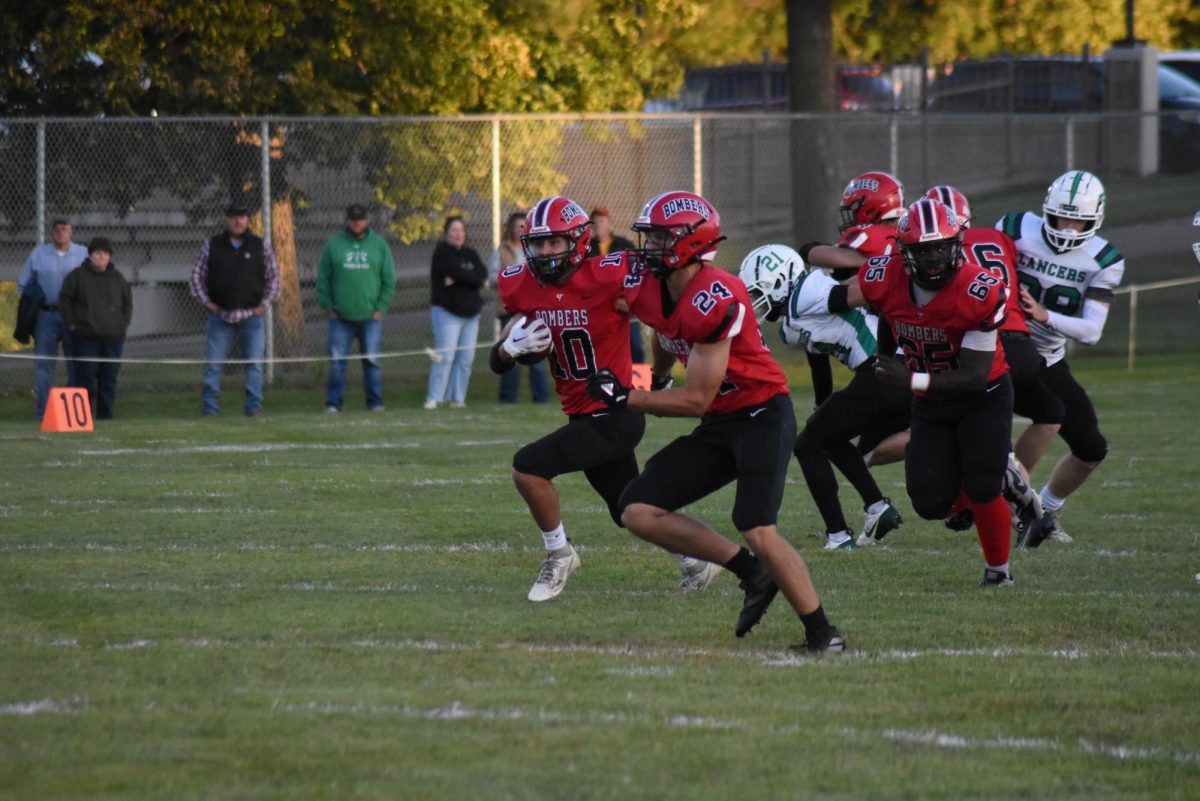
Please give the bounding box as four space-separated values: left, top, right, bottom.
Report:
996 170 1125 547
739 245 906 551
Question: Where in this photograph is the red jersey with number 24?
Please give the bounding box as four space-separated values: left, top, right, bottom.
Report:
858 254 1009 384
499 251 636 416
962 228 1029 335
627 264 788 415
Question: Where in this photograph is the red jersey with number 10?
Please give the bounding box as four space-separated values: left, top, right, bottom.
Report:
627 264 789 415
962 228 1029 335
499 251 636 416
858 254 1009 384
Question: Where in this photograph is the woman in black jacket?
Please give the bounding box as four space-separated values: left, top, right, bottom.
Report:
425 216 488 409
60 237 133 420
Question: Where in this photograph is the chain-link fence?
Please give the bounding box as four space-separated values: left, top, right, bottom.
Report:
0 114 1196 402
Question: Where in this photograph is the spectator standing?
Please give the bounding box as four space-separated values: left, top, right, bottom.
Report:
586 206 645 362
316 204 396 413
425 216 487 409
189 202 281 418
16 218 88 420
489 211 548 404
59 237 132 420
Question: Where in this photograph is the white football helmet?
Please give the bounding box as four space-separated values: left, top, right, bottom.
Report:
738 244 804 323
1042 170 1105 252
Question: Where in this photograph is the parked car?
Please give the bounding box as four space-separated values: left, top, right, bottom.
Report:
927 56 1200 172
1158 64 1200 173
1160 50 1200 84
653 62 895 112
836 67 895 111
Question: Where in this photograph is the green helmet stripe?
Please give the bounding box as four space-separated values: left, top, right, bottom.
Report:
1068 171 1084 204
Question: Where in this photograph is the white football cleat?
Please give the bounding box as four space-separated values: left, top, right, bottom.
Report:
527 544 580 602
679 558 721 593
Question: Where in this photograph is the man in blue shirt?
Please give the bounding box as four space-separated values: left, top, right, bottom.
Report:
17 219 89 420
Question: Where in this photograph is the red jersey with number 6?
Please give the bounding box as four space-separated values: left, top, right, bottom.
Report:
627 264 789 415
499 251 636 416
858 254 1009 383
962 228 1029 335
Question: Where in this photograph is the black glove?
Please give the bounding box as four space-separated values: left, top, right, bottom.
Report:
587 368 631 409
650 373 673 391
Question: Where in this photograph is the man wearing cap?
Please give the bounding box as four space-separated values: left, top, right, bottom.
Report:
59 237 133 420
189 202 281 417
316 204 396 412
17 219 88 420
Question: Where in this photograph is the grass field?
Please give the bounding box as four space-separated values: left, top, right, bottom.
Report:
2 352 1199 800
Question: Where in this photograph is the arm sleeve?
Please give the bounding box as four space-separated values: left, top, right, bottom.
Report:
122 277 134 330
59 272 77 328
315 243 334 311
377 243 396 312
827 283 851 313
807 352 834 405
261 242 281 307
17 250 35 293
189 241 212 305
1045 299 1110 346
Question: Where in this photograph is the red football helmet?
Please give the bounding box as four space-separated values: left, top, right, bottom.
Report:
632 190 723 277
838 171 904 232
896 198 965 290
923 185 973 228
520 196 591 283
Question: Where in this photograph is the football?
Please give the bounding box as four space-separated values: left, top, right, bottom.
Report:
516 345 551 365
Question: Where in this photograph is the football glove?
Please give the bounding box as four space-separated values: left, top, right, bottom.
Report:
500 315 552 359
650 373 673 391
587 368 631 409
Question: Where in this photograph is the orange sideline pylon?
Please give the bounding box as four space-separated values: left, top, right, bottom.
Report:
42 387 94 432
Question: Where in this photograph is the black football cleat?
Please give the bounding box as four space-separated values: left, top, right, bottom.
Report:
734 562 778 638
790 626 848 654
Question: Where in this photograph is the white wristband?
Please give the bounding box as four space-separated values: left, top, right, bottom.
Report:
910 372 931 393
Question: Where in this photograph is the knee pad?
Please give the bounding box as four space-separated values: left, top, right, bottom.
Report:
962 469 1003 505
907 487 955 521
1066 429 1108 464
793 428 818 459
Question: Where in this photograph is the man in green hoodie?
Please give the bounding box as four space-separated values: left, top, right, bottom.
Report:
60 237 133 420
316 204 397 412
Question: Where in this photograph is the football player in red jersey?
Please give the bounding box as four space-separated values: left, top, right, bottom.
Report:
585 191 845 652
491 196 719 603
831 198 1017 586
794 171 908 464
933 185 1059 531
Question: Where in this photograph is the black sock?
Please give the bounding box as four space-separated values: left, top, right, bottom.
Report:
723 547 758 582
800 605 832 641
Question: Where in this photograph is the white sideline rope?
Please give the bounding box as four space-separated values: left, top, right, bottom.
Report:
0 341 496 366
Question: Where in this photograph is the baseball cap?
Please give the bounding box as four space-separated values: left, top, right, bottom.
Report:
346 204 369 220
225 202 249 216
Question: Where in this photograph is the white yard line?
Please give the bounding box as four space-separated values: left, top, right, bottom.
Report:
266 699 1200 765
77 442 422 456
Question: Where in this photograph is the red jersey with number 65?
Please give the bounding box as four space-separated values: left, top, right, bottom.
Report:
499 251 636 416
627 264 789 415
858 254 1009 384
962 228 1029 335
